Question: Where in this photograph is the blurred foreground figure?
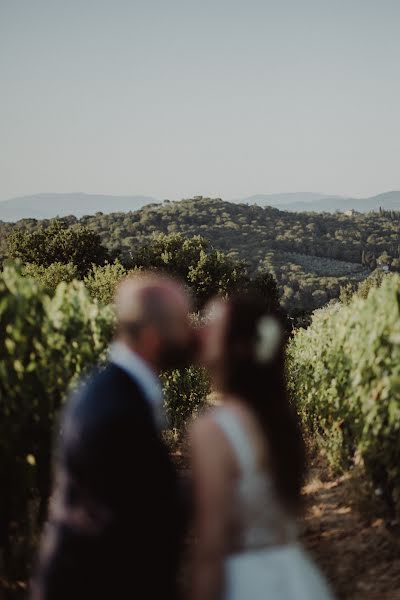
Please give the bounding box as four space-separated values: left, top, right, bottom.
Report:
190 294 334 600
32 274 193 600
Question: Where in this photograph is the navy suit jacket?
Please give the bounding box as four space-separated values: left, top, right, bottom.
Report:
31 363 186 599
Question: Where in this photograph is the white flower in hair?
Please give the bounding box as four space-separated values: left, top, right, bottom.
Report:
255 316 281 364
206 300 226 323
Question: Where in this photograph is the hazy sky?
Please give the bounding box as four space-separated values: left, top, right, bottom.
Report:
1 0 400 202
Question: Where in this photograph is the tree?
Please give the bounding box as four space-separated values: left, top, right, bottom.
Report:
6 196 396 314
129 234 209 281
128 233 279 309
340 270 386 304
249 272 281 312
187 248 249 306
23 262 78 290
0 264 115 576
84 261 140 305
7 220 110 276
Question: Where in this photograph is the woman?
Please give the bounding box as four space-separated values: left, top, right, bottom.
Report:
189 294 333 600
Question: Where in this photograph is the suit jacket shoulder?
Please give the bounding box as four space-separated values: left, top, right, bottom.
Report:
33 364 186 600
60 363 163 503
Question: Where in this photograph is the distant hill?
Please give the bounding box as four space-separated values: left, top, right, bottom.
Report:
239 191 400 212
2 196 399 313
238 192 347 207
2 190 400 222
0 193 158 222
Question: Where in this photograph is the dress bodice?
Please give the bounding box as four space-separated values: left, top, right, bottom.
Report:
212 407 297 553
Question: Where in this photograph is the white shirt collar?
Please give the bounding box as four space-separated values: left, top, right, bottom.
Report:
109 341 165 429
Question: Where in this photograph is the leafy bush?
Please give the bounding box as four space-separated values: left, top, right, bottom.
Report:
129 232 279 309
162 366 210 431
129 233 250 307
23 261 78 290
83 260 142 304
288 275 400 513
7 219 110 276
4 197 400 314
339 269 387 305
0 264 114 574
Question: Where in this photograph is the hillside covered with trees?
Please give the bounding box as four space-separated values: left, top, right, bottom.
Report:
1 197 399 313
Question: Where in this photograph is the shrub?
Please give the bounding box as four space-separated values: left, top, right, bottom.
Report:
84 261 141 304
22 261 78 290
0 264 114 575
288 275 400 513
339 269 387 305
162 366 210 431
7 220 110 276
128 232 280 310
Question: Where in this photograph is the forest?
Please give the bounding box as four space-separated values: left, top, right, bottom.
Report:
1 197 399 313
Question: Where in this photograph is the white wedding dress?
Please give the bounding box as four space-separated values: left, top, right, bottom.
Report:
212 407 334 600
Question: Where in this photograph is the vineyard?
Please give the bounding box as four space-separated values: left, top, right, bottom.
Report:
1 264 400 596
288 274 400 515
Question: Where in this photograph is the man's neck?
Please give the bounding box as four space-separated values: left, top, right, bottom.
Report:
116 337 159 374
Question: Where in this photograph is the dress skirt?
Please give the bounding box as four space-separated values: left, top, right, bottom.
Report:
223 543 334 600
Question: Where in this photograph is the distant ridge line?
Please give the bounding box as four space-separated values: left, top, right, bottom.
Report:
1 191 400 222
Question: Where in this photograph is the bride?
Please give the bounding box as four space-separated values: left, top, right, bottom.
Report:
189 294 334 600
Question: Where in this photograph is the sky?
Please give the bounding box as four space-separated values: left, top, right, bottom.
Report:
1 0 400 202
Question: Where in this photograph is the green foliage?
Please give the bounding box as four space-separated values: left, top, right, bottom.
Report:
7 227 280 313
5 197 399 312
7 219 109 276
22 261 78 290
340 269 387 305
162 366 210 431
249 271 286 313
130 234 209 278
4 197 398 313
84 261 141 305
128 232 279 309
288 275 400 513
186 247 248 306
260 250 367 313
78 196 399 312
0 264 114 572
129 233 249 306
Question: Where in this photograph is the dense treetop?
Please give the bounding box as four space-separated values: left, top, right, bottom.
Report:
6 220 110 277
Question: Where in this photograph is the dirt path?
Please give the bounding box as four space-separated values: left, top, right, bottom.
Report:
176 449 400 599
301 460 400 599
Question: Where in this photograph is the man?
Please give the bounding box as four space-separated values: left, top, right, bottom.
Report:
31 274 194 599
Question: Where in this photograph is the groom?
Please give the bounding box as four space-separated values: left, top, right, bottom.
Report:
32 274 194 600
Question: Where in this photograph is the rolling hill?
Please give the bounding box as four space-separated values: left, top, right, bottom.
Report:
1 196 399 312
2 190 400 221
239 191 400 212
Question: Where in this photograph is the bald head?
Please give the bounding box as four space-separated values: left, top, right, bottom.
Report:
115 274 190 326
114 273 193 371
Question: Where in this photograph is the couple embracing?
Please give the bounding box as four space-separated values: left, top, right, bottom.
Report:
32 274 333 600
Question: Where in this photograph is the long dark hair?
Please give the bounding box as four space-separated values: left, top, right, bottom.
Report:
220 294 306 514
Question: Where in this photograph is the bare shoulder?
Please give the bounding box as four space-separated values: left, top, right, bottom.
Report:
190 411 218 440
189 411 236 470
190 412 225 449
223 398 270 469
